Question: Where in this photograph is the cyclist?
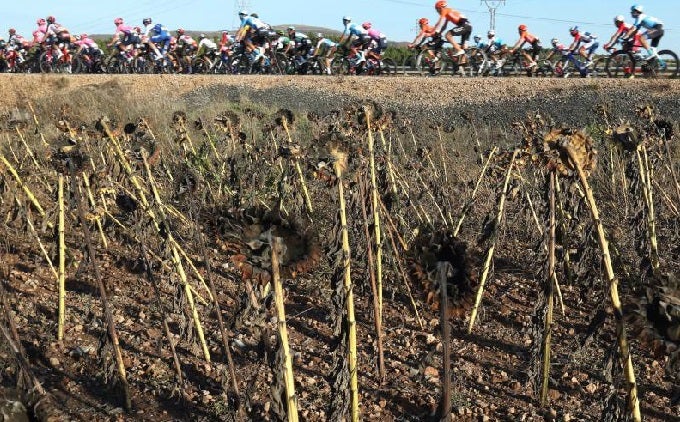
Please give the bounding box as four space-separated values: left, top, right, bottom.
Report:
409 17 436 48
149 23 172 60
566 26 598 67
543 38 571 76
432 0 472 58
509 24 540 69
142 18 154 38
362 22 388 61
175 29 197 72
109 18 139 61
312 32 337 75
236 11 271 62
624 4 664 60
44 16 71 62
287 26 311 65
338 16 370 65
483 30 507 71
604 15 641 51
33 18 47 44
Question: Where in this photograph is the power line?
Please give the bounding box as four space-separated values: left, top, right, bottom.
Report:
481 0 505 31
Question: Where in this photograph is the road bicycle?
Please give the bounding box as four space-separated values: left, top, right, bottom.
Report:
551 50 603 78
605 39 678 78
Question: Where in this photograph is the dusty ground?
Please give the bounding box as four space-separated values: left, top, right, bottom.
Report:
0 74 678 422
1 74 679 126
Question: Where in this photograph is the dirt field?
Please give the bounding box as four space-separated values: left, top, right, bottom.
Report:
0 74 678 422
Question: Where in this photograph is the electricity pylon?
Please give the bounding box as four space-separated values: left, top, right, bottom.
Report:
481 0 506 31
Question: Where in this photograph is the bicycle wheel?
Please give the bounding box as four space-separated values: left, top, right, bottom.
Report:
273 53 290 75
655 50 679 78
331 57 351 75
401 54 416 75
605 51 635 78
379 58 397 76
588 57 604 78
38 51 53 73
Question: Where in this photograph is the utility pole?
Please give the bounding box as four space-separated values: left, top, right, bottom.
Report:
481 0 506 31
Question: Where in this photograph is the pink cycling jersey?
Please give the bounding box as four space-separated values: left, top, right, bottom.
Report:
115 23 133 36
367 28 385 40
76 38 98 48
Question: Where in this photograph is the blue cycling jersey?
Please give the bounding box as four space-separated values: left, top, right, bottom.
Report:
342 23 367 38
634 13 663 30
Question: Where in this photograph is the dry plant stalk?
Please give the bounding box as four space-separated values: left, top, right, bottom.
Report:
637 146 660 275
271 237 300 422
141 245 184 386
198 233 240 397
564 145 641 422
281 118 314 214
101 120 211 361
364 106 384 329
70 168 131 410
141 153 212 362
333 154 359 422
468 150 519 333
358 177 385 381
57 174 66 342
377 129 398 195
14 127 40 169
25 210 58 279
453 146 497 237
383 221 424 329
27 101 49 147
540 171 556 405
437 263 451 421
82 172 108 249
0 155 45 217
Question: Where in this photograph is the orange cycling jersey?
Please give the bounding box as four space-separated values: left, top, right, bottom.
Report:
439 8 465 25
519 32 538 44
418 24 436 38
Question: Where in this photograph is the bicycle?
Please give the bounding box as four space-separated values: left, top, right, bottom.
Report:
554 50 602 78
605 39 678 79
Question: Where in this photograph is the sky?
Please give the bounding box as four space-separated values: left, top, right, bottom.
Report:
1 0 677 48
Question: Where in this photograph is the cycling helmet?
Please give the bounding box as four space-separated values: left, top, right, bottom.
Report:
473 35 481 43
343 16 352 22
435 1 448 9
631 4 643 14
418 17 429 26
114 17 124 25
250 13 259 18
46 16 56 24
569 26 579 35
316 32 323 38
37 18 46 25
133 26 141 33
551 37 559 46
614 15 625 24
518 24 527 31
487 29 495 37
238 10 248 16
177 28 185 35
199 33 206 39
81 33 88 39
143 18 152 25
276 30 284 36
153 23 162 33
8 28 16 35
287 26 295 31
362 22 372 30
